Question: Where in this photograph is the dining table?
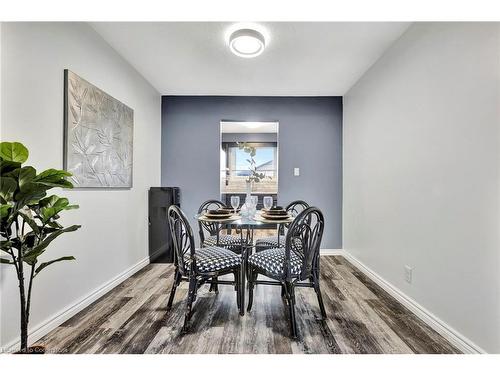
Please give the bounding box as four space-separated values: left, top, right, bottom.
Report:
194 210 294 313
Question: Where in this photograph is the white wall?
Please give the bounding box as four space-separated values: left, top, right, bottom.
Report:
0 23 161 348
344 23 500 353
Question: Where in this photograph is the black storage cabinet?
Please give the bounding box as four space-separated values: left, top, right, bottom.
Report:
148 187 180 263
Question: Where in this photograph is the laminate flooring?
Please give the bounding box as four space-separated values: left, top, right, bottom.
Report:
36 256 460 354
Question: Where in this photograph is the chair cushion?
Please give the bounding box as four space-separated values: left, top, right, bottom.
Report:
184 246 241 274
203 234 244 252
255 236 303 252
248 248 303 278
255 236 285 251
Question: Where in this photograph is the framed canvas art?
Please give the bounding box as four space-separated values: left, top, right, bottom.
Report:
63 69 134 188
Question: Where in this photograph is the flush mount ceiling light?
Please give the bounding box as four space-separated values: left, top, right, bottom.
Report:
228 28 266 58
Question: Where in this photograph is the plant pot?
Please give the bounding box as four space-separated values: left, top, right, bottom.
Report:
14 345 46 354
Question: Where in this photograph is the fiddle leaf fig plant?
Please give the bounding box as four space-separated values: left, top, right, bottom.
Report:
0 141 81 353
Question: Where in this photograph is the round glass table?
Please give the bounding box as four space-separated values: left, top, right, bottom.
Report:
194 211 294 253
195 211 294 313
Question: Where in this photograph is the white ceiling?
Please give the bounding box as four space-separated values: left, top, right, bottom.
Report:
91 22 410 96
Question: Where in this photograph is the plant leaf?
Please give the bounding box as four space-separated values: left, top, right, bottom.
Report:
0 177 17 203
0 142 29 163
0 257 14 265
6 166 37 192
18 211 40 234
34 169 72 185
15 187 48 208
0 159 22 175
23 225 81 264
39 195 76 222
34 256 75 277
1 240 12 252
0 204 12 219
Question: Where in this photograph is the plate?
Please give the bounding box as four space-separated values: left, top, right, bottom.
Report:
261 212 289 219
200 214 241 222
254 214 293 223
218 207 240 214
205 213 232 219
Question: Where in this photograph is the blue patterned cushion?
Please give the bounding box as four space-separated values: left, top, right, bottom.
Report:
248 248 303 278
184 246 241 273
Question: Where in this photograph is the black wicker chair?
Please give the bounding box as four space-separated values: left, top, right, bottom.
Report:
198 199 247 292
247 206 326 338
255 200 309 251
167 205 244 332
198 199 245 253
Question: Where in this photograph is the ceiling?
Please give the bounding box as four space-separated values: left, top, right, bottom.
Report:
91 22 410 96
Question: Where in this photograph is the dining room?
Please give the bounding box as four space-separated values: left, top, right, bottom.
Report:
1 7 499 368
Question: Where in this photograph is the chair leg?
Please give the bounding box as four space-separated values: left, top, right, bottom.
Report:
247 266 255 312
167 268 181 311
313 273 327 319
239 261 245 316
285 282 298 339
182 276 198 333
209 277 219 293
234 271 241 311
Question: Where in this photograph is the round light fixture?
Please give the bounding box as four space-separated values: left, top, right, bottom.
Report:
229 28 266 58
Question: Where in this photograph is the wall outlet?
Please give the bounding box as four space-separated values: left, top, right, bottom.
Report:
294 167 300 176
404 265 413 284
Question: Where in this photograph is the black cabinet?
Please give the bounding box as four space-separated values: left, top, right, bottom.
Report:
148 187 180 263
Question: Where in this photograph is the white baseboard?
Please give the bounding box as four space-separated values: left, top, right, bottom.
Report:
336 250 486 354
320 248 344 256
3 256 150 352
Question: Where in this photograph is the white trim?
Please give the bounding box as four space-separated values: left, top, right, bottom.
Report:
320 248 344 256
337 250 486 354
3 256 150 352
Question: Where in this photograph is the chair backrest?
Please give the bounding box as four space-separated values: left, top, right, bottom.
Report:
197 199 225 243
280 200 309 232
168 205 196 275
284 207 324 281
286 200 309 216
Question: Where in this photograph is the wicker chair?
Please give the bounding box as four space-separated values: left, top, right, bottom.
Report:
247 206 326 338
167 205 244 332
255 200 309 251
198 199 247 292
198 199 245 253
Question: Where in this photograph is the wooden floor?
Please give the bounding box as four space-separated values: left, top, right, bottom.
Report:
37 256 460 354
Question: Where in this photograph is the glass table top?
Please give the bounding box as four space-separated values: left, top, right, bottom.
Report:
194 211 293 227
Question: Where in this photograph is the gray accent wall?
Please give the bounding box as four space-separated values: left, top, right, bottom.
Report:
161 96 342 248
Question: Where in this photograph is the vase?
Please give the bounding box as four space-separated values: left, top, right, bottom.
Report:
245 180 253 201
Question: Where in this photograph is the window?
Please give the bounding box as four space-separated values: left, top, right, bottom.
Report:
221 142 278 194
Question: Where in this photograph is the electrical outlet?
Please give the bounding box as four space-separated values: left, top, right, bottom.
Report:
404 265 413 284
294 167 300 176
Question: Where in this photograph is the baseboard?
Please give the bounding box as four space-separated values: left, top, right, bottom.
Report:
3 256 150 352
338 250 486 354
320 248 344 256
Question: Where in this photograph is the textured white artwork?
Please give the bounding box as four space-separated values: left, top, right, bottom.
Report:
64 70 133 188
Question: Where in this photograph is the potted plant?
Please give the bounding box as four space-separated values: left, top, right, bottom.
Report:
0 141 81 353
